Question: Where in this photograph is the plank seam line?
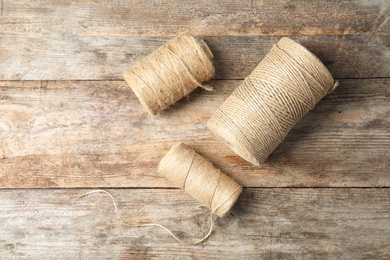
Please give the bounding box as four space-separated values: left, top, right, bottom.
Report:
0 77 390 83
1 187 389 191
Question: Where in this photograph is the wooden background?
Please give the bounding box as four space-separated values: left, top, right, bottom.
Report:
1 0 389 259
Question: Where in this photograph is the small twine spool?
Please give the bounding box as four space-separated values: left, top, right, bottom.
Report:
208 37 338 166
123 34 215 115
159 143 242 217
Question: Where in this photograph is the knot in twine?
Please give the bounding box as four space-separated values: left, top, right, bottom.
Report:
124 34 215 115
159 143 242 217
208 37 338 166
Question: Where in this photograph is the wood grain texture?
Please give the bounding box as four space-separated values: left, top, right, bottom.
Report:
1 0 389 37
1 79 388 188
1 1 389 258
1 35 389 80
1 188 389 259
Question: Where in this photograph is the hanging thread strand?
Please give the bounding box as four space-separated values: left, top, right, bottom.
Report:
74 189 214 245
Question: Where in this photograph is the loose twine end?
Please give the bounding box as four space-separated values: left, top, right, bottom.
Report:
200 84 213 92
73 189 214 245
330 80 339 93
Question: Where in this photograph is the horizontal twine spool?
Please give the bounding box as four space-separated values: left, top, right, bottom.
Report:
124 34 215 115
158 143 242 217
208 37 338 166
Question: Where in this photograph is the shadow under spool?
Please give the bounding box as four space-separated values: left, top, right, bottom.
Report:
123 34 215 115
208 37 337 166
158 143 242 217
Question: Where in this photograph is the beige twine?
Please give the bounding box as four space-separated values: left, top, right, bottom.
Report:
123 34 215 115
208 37 338 166
75 190 214 244
74 143 241 244
158 143 243 217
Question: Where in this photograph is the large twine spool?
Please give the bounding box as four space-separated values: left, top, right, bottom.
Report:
159 143 242 217
208 37 338 166
124 34 215 115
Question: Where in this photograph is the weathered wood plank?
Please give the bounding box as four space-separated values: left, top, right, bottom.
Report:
0 79 388 188
1 188 389 259
1 0 389 37
0 35 389 80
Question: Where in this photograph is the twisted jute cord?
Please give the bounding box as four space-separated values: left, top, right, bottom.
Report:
123 34 215 115
74 190 214 245
73 144 241 244
158 143 243 217
208 37 338 165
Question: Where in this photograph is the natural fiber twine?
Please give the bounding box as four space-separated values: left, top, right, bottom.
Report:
75 190 214 244
123 34 215 115
159 143 242 217
75 143 242 244
208 37 338 166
